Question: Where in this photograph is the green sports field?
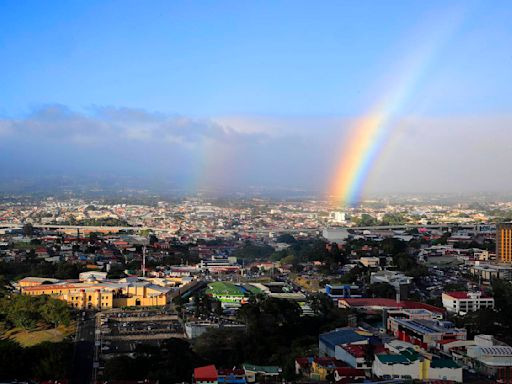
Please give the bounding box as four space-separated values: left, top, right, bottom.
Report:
208 281 244 296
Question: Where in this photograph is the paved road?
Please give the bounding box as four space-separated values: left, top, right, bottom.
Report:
70 313 95 384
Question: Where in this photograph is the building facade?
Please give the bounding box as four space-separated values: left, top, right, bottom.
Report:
20 276 171 309
442 291 495 315
388 318 467 351
497 223 512 263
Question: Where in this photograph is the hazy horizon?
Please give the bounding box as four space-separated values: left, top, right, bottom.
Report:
1 1 511 200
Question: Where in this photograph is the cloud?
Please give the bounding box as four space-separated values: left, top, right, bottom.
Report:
0 105 266 147
0 105 511 196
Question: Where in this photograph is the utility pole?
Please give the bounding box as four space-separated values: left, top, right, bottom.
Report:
142 245 146 278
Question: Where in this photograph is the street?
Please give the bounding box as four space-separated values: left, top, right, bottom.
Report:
70 312 95 384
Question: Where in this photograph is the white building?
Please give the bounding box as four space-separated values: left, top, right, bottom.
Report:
467 344 512 378
335 344 371 370
79 271 108 281
442 291 495 315
322 228 349 243
329 211 346 223
370 270 413 288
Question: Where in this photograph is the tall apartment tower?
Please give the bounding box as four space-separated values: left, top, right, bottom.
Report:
496 223 512 263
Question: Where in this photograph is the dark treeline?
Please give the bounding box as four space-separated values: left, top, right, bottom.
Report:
0 261 86 281
0 339 73 381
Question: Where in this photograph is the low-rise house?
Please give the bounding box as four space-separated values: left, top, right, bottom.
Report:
242 364 281 383
373 345 462 382
325 284 362 300
319 328 374 357
359 257 380 268
194 365 218 384
335 344 382 371
295 357 312 377
334 367 366 383
217 369 246 384
310 357 345 380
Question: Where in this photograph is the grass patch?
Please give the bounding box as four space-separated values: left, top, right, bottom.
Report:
11 242 38 250
2 322 76 347
208 282 244 296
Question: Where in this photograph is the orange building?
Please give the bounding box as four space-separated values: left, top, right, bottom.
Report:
20 276 172 310
497 223 512 263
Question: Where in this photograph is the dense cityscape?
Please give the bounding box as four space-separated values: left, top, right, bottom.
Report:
1 195 512 383
2 0 512 383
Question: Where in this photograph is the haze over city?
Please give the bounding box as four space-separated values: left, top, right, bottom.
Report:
1 1 512 202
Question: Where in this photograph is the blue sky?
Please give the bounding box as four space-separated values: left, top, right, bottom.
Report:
2 0 511 117
0 1 512 195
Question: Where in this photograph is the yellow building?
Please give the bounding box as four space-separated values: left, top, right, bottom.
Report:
21 276 172 310
497 223 512 263
310 358 344 381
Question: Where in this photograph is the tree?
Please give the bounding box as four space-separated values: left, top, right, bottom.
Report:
1 294 42 329
356 214 378 227
0 294 71 330
89 232 99 242
380 213 407 226
367 282 396 299
149 234 159 246
22 223 34 237
103 356 140 380
233 243 275 261
280 255 297 266
276 234 297 244
39 297 71 327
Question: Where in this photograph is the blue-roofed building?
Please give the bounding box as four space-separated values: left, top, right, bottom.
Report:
217 369 247 384
319 328 376 357
325 284 362 300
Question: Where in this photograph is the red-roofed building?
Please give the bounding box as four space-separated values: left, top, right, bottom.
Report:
295 357 312 376
194 365 218 384
217 368 246 384
334 367 366 383
336 344 370 370
442 291 494 315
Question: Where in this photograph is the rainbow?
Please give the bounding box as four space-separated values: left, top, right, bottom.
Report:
329 11 467 207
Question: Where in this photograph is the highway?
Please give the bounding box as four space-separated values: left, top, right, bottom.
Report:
70 312 96 384
0 221 483 235
0 222 165 232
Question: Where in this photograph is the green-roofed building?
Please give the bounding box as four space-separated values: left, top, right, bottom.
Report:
373 349 462 382
430 358 460 369
242 363 281 383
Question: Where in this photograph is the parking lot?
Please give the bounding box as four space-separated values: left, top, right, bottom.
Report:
98 308 185 357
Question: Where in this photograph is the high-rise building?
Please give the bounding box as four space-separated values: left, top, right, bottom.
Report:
496 223 512 263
